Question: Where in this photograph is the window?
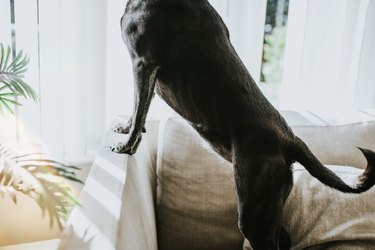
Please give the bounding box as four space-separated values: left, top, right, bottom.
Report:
260 0 290 106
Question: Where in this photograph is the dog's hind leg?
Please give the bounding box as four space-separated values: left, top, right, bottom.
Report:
111 64 160 154
232 142 293 250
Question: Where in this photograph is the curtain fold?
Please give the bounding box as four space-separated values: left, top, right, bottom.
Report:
0 0 107 160
280 0 374 111
1 0 374 161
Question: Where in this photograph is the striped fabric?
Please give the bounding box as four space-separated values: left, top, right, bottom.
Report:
59 118 158 250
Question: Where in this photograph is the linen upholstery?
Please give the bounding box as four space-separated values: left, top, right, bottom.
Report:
285 164 375 249
157 110 375 250
59 118 159 250
244 164 375 250
156 117 243 250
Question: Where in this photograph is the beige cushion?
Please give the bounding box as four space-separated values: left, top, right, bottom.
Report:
286 164 375 249
243 165 375 250
156 117 243 250
157 111 375 250
281 110 375 168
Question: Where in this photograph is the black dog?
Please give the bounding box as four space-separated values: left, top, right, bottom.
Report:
111 1 375 249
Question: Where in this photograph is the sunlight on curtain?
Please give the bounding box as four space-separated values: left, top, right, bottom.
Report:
0 0 107 161
41 0 107 160
2 0 374 163
280 0 375 112
354 0 375 109
210 0 267 84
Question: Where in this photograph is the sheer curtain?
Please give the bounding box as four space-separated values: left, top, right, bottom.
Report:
0 0 107 161
209 0 268 83
1 0 374 162
214 0 375 112
280 0 375 112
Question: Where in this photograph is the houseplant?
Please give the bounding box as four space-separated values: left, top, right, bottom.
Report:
0 43 82 229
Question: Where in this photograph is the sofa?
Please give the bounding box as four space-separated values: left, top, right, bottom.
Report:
59 109 375 250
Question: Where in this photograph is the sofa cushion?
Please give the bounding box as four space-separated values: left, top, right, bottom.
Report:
243 164 375 250
156 110 375 250
156 117 244 250
284 164 375 250
281 110 375 168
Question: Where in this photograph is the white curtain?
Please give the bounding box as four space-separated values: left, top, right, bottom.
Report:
0 0 107 161
354 0 375 109
209 0 268 82
280 0 375 112
1 0 374 161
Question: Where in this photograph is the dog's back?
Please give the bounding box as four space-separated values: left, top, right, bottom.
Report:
128 1 294 154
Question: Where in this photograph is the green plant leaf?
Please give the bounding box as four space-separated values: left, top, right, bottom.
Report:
0 97 22 106
0 44 11 73
0 97 17 114
0 43 39 115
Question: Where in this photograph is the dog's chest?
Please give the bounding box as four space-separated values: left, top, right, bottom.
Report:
155 80 190 118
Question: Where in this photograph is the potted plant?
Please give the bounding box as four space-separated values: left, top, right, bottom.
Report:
0 43 82 230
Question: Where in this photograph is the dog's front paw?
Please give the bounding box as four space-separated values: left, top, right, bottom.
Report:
112 122 131 134
110 135 142 155
112 122 146 134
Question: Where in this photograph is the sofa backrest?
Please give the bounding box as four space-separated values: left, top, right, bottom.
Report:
282 110 375 168
155 110 375 250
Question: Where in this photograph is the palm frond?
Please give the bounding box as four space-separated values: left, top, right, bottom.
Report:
0 43 39 115
0 142 83 229
0 97 19 114
35 178 81 229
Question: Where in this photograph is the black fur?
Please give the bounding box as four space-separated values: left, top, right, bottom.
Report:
111 1 375 249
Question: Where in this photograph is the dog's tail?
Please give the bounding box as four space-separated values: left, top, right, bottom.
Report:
292 137 375 193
